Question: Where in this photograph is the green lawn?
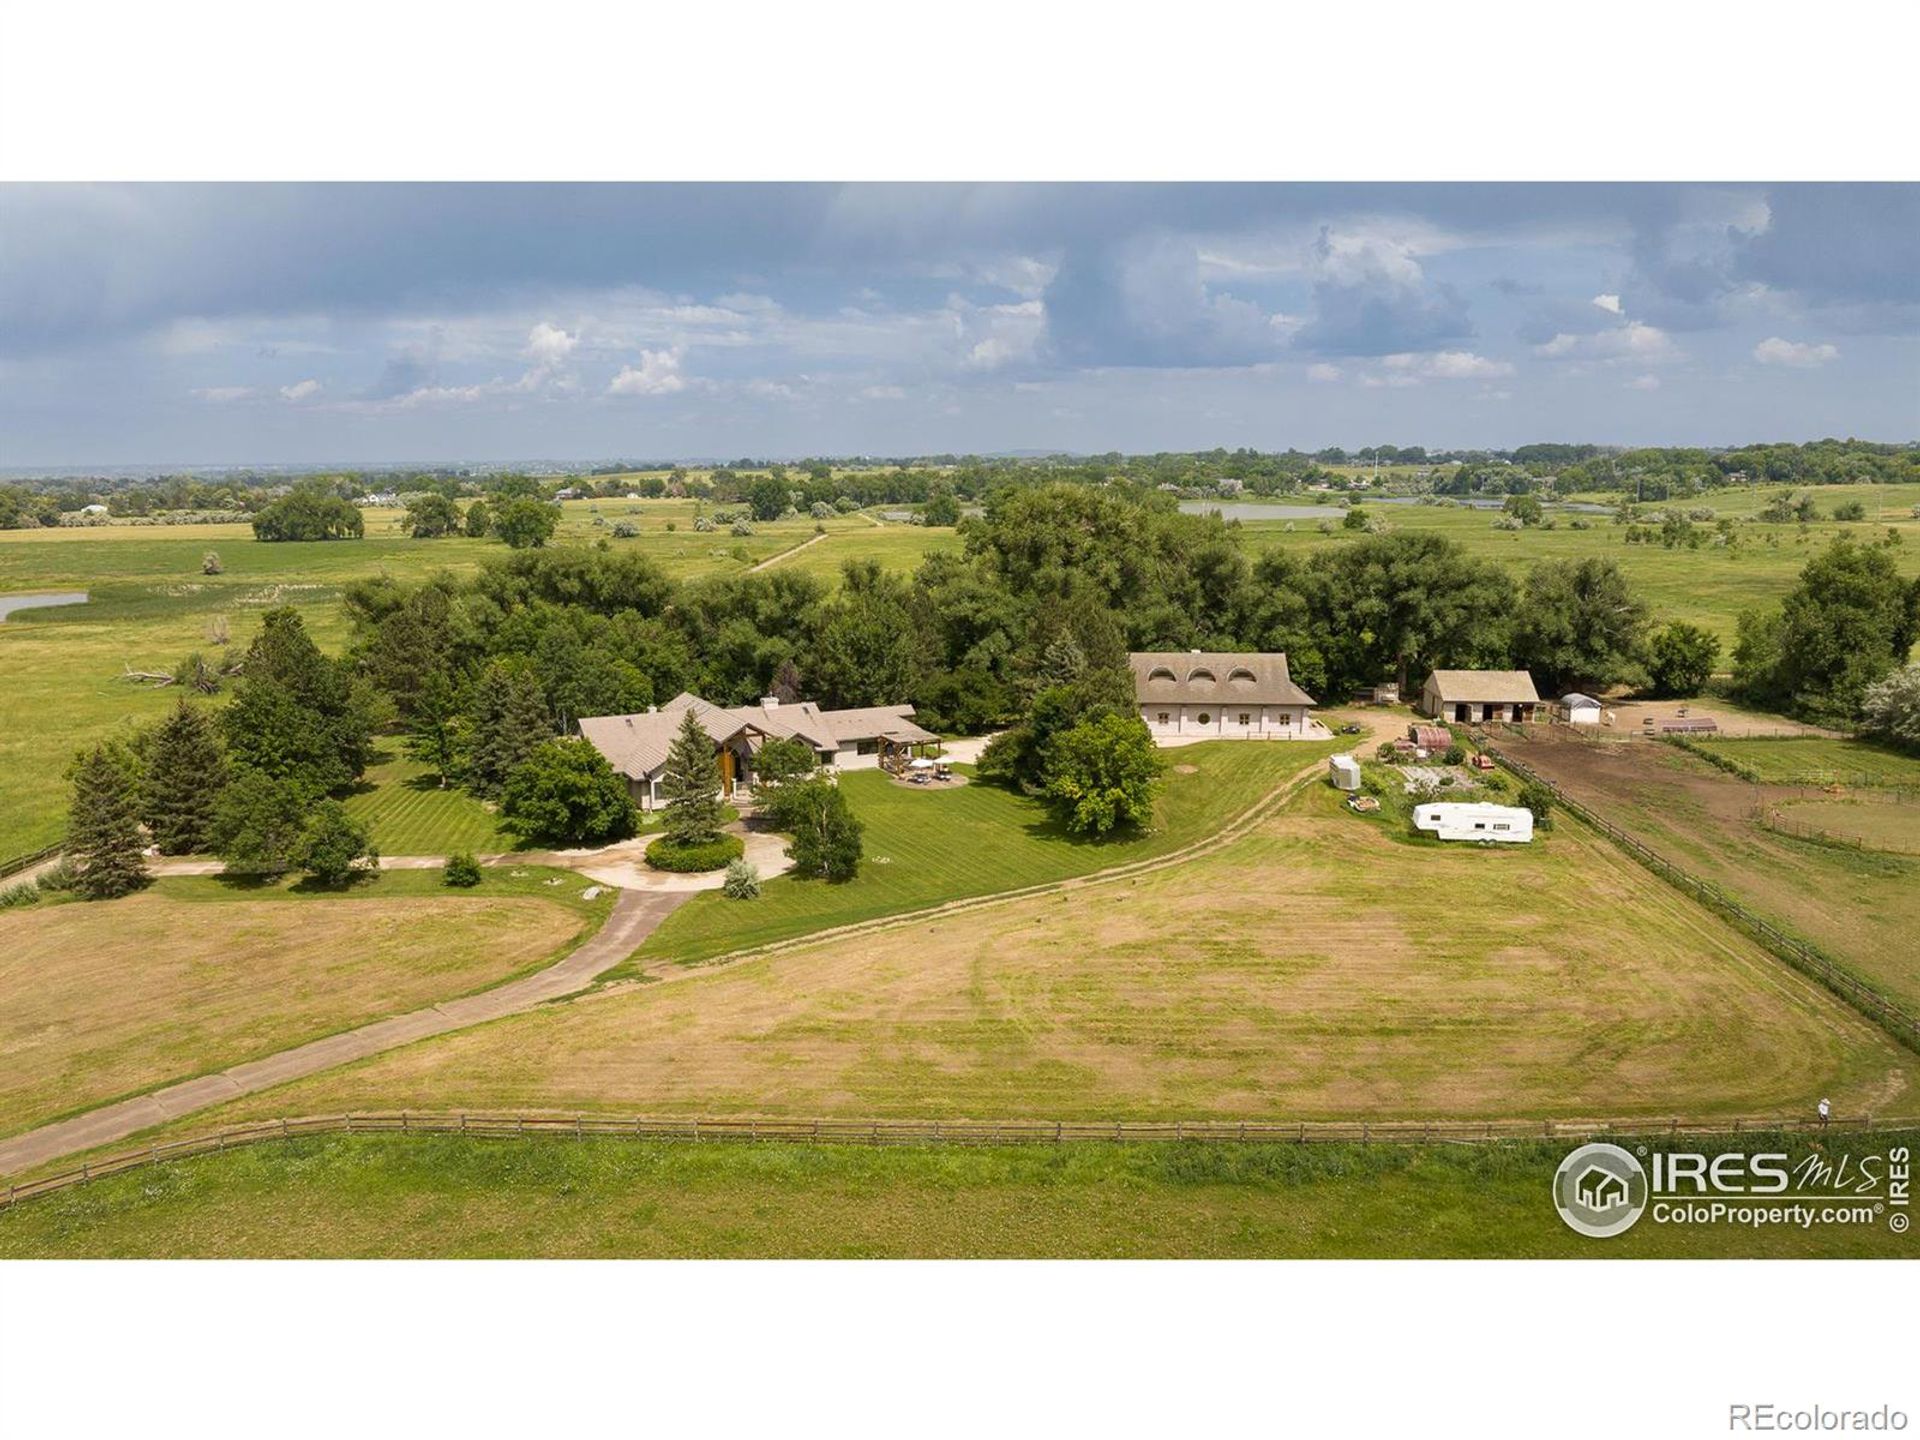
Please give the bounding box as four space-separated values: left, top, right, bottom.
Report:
626 739 1338 970
1685 736 1920 787
4 1129 1911 1258
341 750 517 854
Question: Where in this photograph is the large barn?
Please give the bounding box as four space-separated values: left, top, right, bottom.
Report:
578 692 938 809
1130 651 1320 741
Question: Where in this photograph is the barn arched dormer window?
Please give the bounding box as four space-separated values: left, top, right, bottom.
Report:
1147 666 1177 685
1186 667 1217 690
1228 667 1258 690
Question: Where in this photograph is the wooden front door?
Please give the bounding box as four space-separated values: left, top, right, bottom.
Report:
719 747 735 795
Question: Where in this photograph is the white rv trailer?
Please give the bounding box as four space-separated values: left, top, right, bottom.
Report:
1412 801 1534 844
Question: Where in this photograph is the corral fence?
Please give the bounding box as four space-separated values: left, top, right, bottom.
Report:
1477 738 1920 1054
6 1108 1913 1212
1752 787 1920 856
0 843 61 882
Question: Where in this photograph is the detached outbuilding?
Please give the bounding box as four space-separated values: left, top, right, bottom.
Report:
1420 670 1541 725
1413 802 1534 844
1561 693 1603 725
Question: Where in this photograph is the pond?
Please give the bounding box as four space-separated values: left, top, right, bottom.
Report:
0 591 89 621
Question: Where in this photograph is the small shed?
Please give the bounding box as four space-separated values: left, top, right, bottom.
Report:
1413 802 1534 844
1561 693 1602 725
1408 723 1452 751
1329 754 1362 792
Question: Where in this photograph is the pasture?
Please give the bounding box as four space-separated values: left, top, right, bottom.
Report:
1512 731 1920 1015
143 776 1911 1129
0 501 956 862
1683 736 1920 788
0 866 604 1140
4 1128 1910 1258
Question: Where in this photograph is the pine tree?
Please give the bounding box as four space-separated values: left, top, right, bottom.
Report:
68 744 149 899
659 708 724 845
466 661 553 798
143 699 228 854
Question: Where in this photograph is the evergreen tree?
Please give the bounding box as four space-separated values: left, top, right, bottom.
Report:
67 744 149 899
143 699 228 853
465 660 553 798
223 607 375 793
659 707 724 845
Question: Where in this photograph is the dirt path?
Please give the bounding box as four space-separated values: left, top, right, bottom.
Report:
746 531 829 573
0 887 692 1178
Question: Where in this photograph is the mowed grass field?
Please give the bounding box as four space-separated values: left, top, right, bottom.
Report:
152 776 1913 1129
6 1128 1913 1258
341 750 517 854
625 737 1345 970
1513 732 1920 1014
0 867 606 1140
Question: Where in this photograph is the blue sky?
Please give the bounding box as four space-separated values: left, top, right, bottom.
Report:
1 183 1915 466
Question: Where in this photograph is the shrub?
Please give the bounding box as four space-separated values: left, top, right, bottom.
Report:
201 550 224 575
1442 742 1466 766
296 801 379 885
1375 741 1398 762
1833 500 1867 522
721 857 761 899
730 517 756 537
0 879 39 908
611 519 640 538
33 856 78 894
644 833 744 872
443 851 483 887
500 739 638 846
809 500 834 519
1517 780 1556 829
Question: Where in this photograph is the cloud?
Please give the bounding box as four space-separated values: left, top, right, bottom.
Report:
1042 235 1286 368
523 321 578 367
278 378 321 401
1753 336 1839 368
607 348 686 396
856 384 905 401
192 385 253 402
1306 362 1343 383
1291 227 1474 357
1380 350 1514 381
1535 320 1680 364
1624 374 1661 391
1592 293 1623 314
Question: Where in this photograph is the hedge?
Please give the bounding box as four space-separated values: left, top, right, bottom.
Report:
644 833 745 873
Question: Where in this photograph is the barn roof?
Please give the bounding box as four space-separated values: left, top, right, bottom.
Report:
1130 652 1316 707
1423 669 1541 704
1561 692 1601 707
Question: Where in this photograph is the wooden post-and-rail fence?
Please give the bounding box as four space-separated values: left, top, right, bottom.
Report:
1475 737 1920 1055
5 1108 1912 1212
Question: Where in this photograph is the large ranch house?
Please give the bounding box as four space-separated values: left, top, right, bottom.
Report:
578 693 939 810
1131 651 1323 741
1419 669 1541 724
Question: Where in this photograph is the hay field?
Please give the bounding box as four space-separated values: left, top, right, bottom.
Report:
150 782 1913 1128
0 881 586 1138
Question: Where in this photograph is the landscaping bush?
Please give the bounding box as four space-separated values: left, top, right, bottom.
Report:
1517 780 1556 829
443 851 483 887
645 834 744 873
1375 742 1398 763
0 879 39 908
721 857 761 899
1442 742 1466 765
32 856 78 894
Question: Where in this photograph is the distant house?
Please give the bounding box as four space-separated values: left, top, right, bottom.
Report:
1413 802 1533 844
1131 651 1319 741
1561 693 1603 725
1420 670 1541 724
578 692 939 810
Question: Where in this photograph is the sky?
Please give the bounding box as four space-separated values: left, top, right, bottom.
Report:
1 183 1915 468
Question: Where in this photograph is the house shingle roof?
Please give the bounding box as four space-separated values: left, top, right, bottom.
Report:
577 694 934 779
1424 670 1541 704
1130 652 1315 708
